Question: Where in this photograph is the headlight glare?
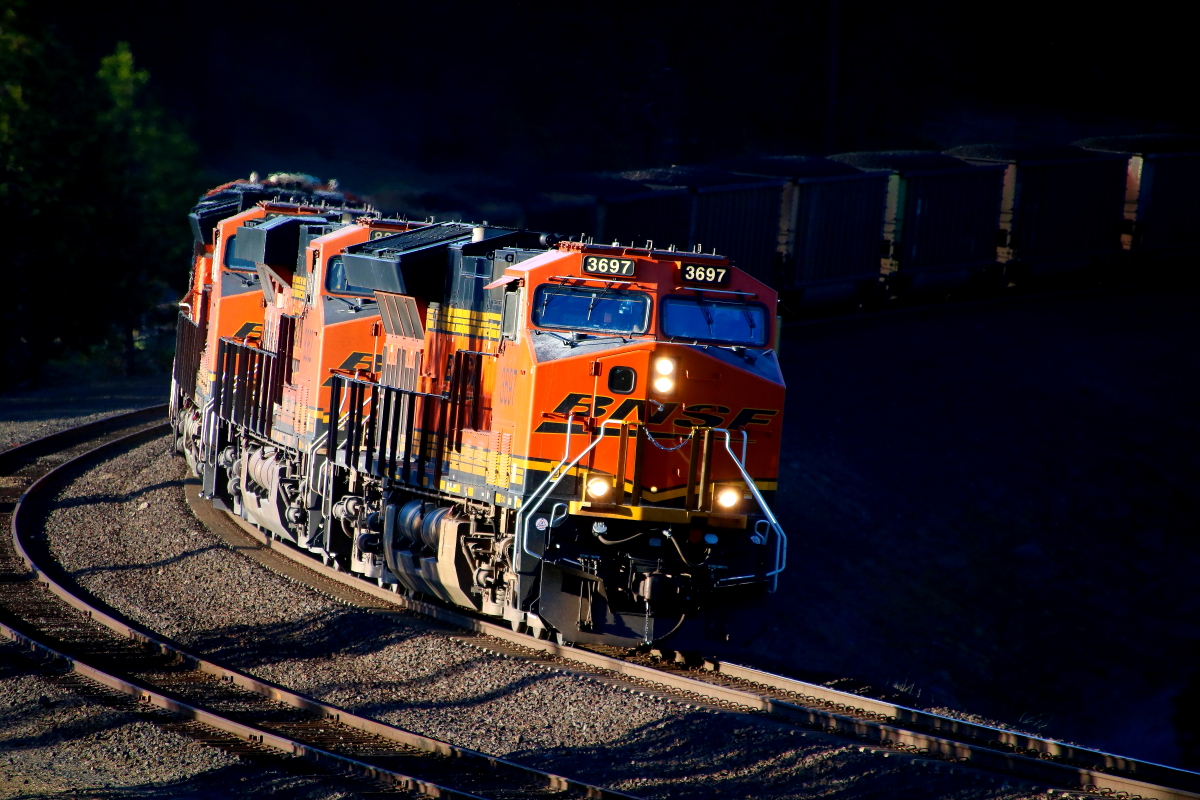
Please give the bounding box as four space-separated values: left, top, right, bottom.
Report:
716 488 740 509
654 357 675 376
653 376 674 393
587 478 611 499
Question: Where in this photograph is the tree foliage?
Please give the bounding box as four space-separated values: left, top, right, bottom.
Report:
0 2 200 387
92 41 200 376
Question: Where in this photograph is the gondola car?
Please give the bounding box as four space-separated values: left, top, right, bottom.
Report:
173 187 789 648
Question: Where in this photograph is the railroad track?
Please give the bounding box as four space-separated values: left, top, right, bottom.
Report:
8 408 1200 799
181 452 1200 800
0 408 639 800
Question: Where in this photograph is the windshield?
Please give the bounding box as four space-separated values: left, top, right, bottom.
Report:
661 296 768 346
532 284 651 335
222 234 257 272
325 256 373 296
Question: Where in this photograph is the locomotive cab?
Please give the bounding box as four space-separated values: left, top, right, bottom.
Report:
490 242 787 646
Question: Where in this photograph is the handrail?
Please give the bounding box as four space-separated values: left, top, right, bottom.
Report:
326 373 452 482
672 286 758 297
200 398 217 464
547 275 637 287
513 417 628 574
510 413 573 571
511 419 786 591
713 427 787 592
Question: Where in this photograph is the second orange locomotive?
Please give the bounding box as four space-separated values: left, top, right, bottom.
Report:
173 189 788 647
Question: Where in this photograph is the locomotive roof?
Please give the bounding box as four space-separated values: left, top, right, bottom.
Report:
343 222 543 264
347 222 478 256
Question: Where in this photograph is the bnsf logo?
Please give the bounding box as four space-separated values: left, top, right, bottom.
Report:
320 351 385 386
232 322 263 338
534 392 777 432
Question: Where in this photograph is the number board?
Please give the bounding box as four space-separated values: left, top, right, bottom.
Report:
680 263 731 286
582 255 636 277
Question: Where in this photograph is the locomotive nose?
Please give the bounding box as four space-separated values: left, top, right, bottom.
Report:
623 340 783 501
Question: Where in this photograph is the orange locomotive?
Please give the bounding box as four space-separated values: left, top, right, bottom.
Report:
172 175 384 478
174 188 788 648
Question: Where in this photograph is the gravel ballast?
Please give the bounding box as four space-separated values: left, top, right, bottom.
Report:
0 377 167 453
0 643 358 799
36 435 1045 799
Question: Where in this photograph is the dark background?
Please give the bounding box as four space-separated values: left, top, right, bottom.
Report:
32 0 1199 215
756 286 1200 768
12 0 1200 770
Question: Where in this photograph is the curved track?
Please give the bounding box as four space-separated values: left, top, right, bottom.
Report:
6 406 1200 799
185 456 1200 800
0 409 639 800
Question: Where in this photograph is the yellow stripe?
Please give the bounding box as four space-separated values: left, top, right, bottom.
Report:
509 455 776 493
566 501 748 527
442 308 502 323
638 481 778 501
510 456 590 480
428 308 501 339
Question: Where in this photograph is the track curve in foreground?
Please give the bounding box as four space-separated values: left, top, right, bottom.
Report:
1 411 640 800
187 451 1200 800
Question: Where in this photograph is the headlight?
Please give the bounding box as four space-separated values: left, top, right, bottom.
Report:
654 357 675 376
653 376 674 393
716 488 740 509
587 478 611 499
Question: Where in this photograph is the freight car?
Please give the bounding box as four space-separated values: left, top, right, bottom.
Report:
944 143 1128 280
1074 134 1200 260
173 187 789 648
524 135 1200 311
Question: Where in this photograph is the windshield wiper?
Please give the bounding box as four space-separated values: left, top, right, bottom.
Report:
540 279 573 318
739 304 756 331
535 329 632 347
586 284 615 321
534 329 578 347
579 333 632 344
696 298 715 334
329 295 363 311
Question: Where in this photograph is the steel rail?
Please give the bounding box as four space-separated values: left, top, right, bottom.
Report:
16 406 1197 799
2 414 640 800
0 404 169 472
201 488 1200 800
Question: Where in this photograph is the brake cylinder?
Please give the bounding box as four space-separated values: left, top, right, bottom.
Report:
419 506 456 550
245 447 278 492
395 500 427 544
